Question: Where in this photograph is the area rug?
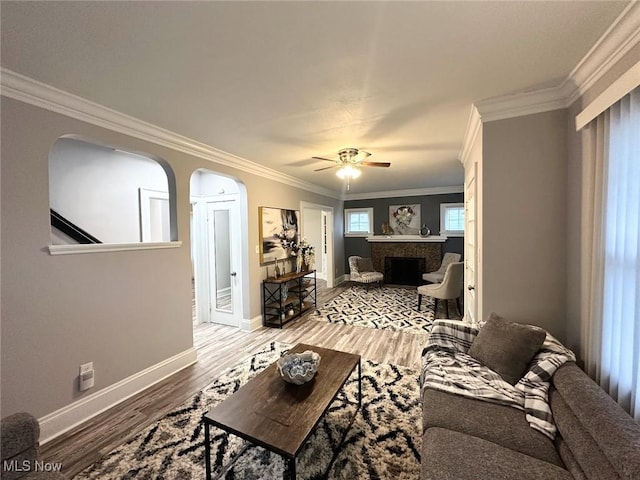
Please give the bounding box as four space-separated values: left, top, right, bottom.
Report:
309 285 435 334
74 342 421 480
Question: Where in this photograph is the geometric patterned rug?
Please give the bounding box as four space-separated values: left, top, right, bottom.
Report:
309 285 436 335
73 341 421 480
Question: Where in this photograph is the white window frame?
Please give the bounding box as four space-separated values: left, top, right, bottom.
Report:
344 207 374 237
440 203 464 237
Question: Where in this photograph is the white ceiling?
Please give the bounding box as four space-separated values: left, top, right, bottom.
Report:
0 1 629 197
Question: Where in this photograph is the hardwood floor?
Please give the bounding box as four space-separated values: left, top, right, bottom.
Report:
41 282 454 478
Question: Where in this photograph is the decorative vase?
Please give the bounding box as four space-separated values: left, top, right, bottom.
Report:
420 225 431 237
274 259 281 278
296 254 303 273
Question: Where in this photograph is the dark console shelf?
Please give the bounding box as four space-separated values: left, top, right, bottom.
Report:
262 270 317 328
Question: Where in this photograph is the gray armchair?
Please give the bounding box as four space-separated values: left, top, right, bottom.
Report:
1 412 67 480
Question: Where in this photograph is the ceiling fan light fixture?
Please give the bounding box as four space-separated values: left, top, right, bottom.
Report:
336 164 361 179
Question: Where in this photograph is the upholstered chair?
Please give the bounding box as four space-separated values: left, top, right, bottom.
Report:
348 256 384 288
417 261 464 317
422 252 461 284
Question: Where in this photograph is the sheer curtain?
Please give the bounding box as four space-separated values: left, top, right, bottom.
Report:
582 87 640 420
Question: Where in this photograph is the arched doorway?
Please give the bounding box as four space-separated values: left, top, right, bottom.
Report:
190 169 247 328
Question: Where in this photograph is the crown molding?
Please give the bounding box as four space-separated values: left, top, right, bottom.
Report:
0 68 341 200
465 2 640 126
343 185 463 201
564 1 640 106
474 85 568 123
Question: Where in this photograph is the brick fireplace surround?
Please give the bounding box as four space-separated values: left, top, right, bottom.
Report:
370 240 442 284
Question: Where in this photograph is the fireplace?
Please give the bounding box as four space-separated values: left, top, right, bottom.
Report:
384 257 426 286
370 240 442 284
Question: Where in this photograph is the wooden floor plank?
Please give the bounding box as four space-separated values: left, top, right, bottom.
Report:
41 282 454 477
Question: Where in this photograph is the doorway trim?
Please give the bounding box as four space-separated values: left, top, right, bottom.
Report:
190 169 250 330
300 201 335 288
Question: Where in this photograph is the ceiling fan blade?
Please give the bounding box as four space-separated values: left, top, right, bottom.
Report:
361 161 391 168
312 156 337 163
314 164 338 172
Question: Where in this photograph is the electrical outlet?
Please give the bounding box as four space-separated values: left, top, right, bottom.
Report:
80 362 93 375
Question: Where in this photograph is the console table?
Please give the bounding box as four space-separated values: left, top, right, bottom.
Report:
262 270 316 328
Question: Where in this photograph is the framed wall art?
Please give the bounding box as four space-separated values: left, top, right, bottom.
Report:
259 206 300 264
389 204 421 235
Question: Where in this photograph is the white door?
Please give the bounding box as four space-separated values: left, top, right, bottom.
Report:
300 202 334 288
206 200 241 327
464 165 478 323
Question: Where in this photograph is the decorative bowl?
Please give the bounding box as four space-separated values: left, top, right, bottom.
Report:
276 350 321 385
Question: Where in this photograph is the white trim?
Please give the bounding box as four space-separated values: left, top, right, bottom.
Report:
366 235 448 243
576 60 640 130
468 2 640 123
565 1 640 106
139 188 170 242
49 241 182 255
474 85 567 123
344 207 374 236
344 185 463 201
459 106 482 168
39 347 197 444
240 315 263 332
0 68 341 200
300 201 335 288
440 202 465 237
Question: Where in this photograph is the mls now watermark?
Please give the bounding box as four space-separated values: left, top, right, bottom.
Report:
3 460 63 473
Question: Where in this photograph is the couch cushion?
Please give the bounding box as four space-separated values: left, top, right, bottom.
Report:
421 427 572 480
468 316 546 385
422 388 563 467
551 362 640 480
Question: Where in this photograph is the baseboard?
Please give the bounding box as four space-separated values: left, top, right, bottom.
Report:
336 274 348 285
240 315 263 332
38 347 198 444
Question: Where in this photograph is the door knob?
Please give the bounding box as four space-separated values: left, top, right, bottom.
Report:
467 285 475 291
230 272 237 277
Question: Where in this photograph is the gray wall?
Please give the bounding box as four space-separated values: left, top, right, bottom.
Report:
482 109 568 340
343 194 464 270
0 97 343 420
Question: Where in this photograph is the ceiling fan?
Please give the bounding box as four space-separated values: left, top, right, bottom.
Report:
313 148 391 175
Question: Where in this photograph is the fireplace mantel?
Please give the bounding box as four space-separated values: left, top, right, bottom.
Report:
366 235 447 243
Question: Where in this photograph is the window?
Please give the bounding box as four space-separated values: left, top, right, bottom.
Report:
599 87 639 419
581 85 639 421
440 203 464 237
344 208 373 237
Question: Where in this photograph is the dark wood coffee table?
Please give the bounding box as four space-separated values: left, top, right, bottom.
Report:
202 343 361 479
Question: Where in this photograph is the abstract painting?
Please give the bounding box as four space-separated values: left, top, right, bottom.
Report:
259 206 300 264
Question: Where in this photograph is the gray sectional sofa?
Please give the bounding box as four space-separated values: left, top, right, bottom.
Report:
420 321 640 480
